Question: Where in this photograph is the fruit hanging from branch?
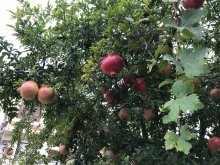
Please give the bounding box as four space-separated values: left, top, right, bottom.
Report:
210 88 220 102
123 76 133 86
59 145 69 155
143 109 156 121
208 137 220 151
104 90 114 104
134 77 147 94
182 0 204 9
162 62 173 77
118 108 130 121
101 54 124 76
18 81 39 100
38 85 56 104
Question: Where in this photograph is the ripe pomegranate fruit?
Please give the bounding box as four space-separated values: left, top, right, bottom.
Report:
210 88 220 101
123 76 133 86
19 81 39 100
162 63 172 77
59 145 68 155
118 108 130 120
104 90 114 103
38 86 55 104
208 137 220 151
134 77 147 93
143 109 156 121
182 0 204 9
101 54 124 76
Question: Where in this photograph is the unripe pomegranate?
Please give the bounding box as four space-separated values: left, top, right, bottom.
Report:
134 77 147 93
208 137 220 151
19 81 39 100
143 109 156 121
101 54 124 76
118 108 130 120
162 63 172 77
38 86 55 104
104 90 114 103
182 0 204 9
59 145 68 155
210 88 220 101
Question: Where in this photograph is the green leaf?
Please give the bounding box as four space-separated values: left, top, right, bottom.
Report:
172 80 194 98
163 18 183 30
179 48 209 78
184 26 205 40
162 80 203 123
164 125 195 155
181 9 207 27
180 125 195 141
163 10 207 40
159 79 173 88
163 105 180 123
176 138 192 155
164 132 179 150
155 45 172 59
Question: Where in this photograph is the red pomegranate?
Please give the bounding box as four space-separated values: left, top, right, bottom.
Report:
59 145 68 155
123 76 133 86
162 63 172 77
104 90 114 103
208 137 220 151
210 88 220 101
182 0 204 9
101 54 124 76
134 77 147 93
38 86 55 104
19 81 39 100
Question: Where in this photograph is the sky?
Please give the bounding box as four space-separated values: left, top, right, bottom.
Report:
0 0 55 49
0 0 55 124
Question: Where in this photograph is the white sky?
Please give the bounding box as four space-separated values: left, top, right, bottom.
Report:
0 0 55 124
0 0 54 49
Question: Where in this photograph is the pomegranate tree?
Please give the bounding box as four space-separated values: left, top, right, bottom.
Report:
19 81 39 100
101 54 124 76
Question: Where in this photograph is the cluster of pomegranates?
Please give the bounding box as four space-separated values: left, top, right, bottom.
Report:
118 108 155 121
17 81 55 104
208 137 220 152
182 0 204 9
100 54 147 94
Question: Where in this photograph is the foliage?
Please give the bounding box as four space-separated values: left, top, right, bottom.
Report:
0 0 220 164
